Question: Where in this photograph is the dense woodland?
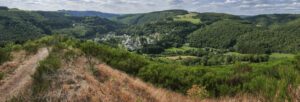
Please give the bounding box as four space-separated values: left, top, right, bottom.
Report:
1 7 300 101
0 8 122 46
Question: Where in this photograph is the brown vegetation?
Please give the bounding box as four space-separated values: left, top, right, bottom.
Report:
33 56 199 102
0 48 49 101
0 50 27 82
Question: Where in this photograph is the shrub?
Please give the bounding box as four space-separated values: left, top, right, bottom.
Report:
0 72 4 80
64 49 80 63
187 85 209 99
11 44 22 51
79 41 149 75
244 76 278 100
233 63 252 73
140 44 165 54
0 47 11 65
296 54 300 71
23 41 40 54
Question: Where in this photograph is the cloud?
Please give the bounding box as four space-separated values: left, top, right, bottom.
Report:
0 0 299 15
168 0 184 5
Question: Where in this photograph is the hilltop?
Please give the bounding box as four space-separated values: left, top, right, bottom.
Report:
0 36 199 102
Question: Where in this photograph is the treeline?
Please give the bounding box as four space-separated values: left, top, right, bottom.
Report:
161 48 269 66
181 54 269 66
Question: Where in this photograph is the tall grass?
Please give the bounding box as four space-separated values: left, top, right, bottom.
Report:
0 72 4 80
32 52 61 94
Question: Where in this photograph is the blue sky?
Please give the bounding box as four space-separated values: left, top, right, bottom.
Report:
0 0 300 15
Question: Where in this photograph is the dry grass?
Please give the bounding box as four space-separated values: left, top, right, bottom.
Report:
0 48 49 101
289 85 300 102
0 50 27 85
0 51 26 74
97 63 198 102
29 56 199 102
202 94 264 102
9 55 271 102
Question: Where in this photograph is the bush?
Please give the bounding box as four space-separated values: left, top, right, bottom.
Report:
244 76 277 100
139 55 300 100
64 49 80 63
79 41 149 75
23 41 40 54
140 44 165 54
187 85 209 99
0 72 4 80
0 47 11 65
233 63 252 73
296 54 300 71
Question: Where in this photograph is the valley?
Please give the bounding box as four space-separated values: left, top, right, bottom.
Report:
0 7 300 101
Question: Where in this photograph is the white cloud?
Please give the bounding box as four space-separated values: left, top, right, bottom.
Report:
0 0 299 15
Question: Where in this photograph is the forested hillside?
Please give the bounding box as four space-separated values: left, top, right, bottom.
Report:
59 10 120 18
245 14 300 27
188 15 300 54
188 19 255 49
111 10 189 25
0 8 122 46
0 9 46 45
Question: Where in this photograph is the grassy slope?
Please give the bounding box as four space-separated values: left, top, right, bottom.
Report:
174 13 201 24
7 44 198 102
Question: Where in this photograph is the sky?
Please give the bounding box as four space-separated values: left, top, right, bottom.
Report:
0 0 300 15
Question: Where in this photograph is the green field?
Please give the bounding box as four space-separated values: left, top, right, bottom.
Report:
165 45 198 52
270 53 295 59
174 13 201 24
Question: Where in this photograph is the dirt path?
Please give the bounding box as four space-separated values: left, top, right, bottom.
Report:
0 48 49 102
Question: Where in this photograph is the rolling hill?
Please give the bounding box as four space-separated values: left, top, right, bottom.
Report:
1 8 300 54
59 10 120 18
0 8 122 46
245 14 300 27
111 10 189 25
